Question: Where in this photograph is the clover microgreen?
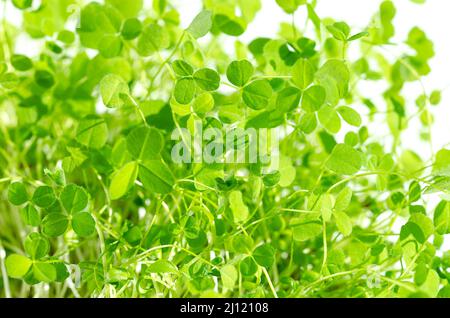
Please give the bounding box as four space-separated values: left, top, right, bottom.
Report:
1 0 449 299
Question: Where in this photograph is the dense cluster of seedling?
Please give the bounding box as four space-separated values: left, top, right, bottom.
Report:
1 0 450 298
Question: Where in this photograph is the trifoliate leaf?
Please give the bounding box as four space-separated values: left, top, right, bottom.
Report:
326 22 350 41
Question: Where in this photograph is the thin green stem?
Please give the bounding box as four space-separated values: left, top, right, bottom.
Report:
147 31 186 99
262 267 278 298
0 242 11 298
